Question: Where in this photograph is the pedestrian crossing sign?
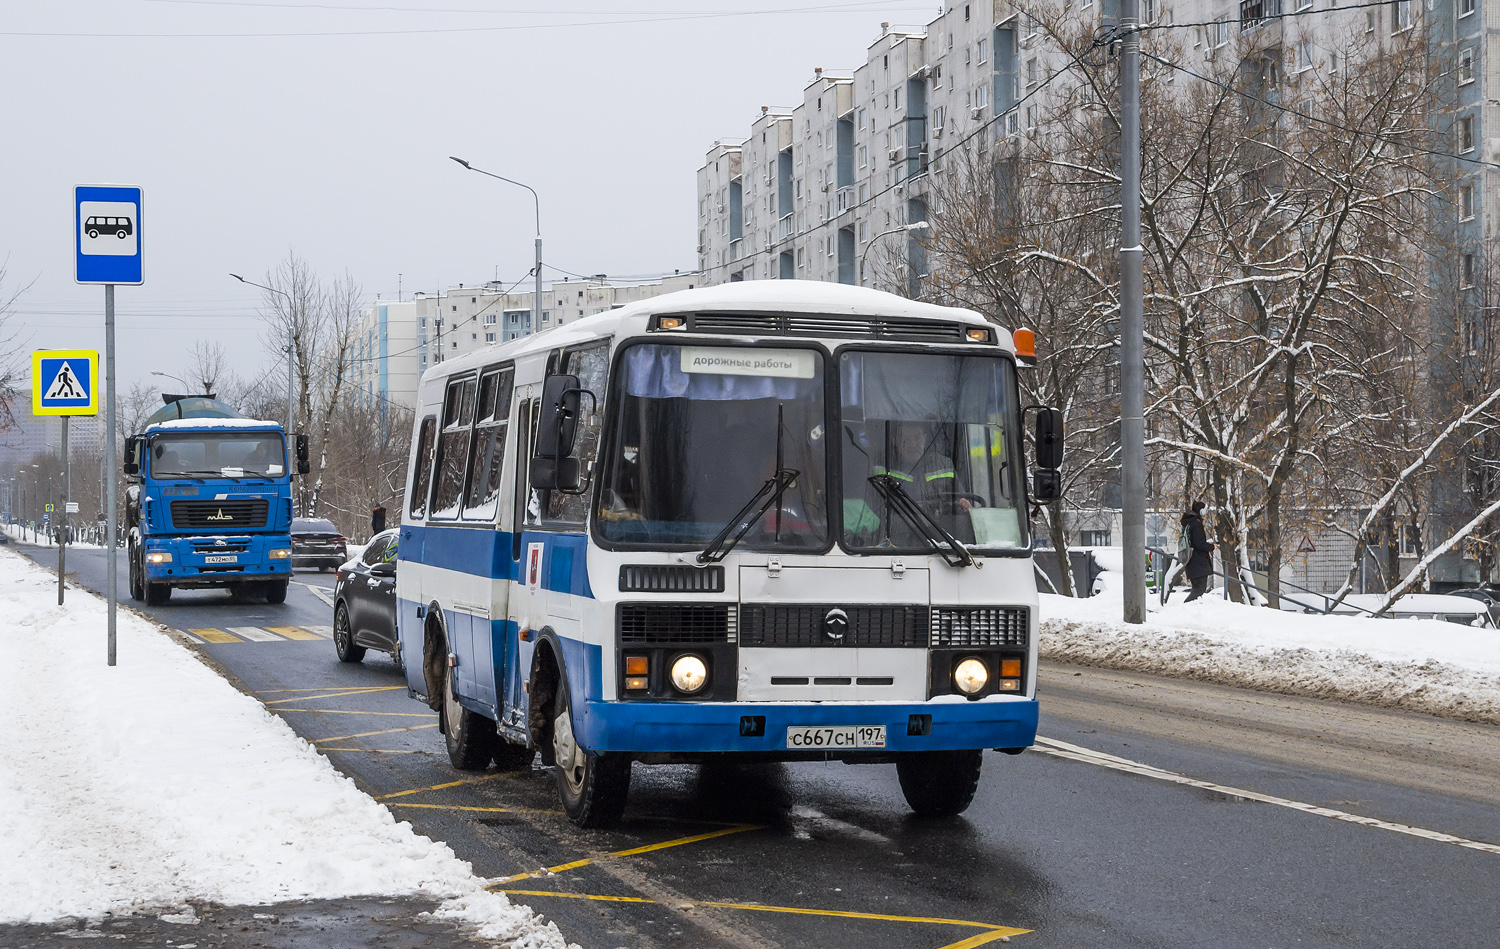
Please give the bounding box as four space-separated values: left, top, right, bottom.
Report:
32 350 99 416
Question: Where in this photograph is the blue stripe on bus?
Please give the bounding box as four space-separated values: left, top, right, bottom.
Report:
398 522 594 599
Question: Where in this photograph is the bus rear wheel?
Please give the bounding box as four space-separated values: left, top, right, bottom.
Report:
896 749 983 817
551 673 630 828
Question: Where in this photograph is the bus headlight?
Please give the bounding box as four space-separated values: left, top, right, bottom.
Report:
268 548 292 559
953 657 989 695
146 552 172 564
669 654 708 695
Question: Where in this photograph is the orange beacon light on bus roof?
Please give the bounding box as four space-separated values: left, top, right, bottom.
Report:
1013 327 1037 366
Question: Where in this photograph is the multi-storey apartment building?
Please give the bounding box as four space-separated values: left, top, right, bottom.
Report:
353 274 700 412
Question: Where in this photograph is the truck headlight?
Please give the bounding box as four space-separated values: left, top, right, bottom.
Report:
268 548 292 559
953 657 989 695
669 654 708 695
146 552 172 564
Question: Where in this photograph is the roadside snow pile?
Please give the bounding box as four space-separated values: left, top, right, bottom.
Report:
1041 590 1500 723
0 548 573 947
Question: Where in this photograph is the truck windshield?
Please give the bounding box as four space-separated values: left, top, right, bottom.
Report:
149 433 286 480
840 350 1028 553
595 342 829 550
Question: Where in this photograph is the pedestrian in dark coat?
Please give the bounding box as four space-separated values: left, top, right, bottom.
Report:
371 502 386 537
1181 500 1215 602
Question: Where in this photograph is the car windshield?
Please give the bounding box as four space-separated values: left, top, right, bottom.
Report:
839 350 1028 553
293 519 337 533
149 433 285 479
595 342 829 550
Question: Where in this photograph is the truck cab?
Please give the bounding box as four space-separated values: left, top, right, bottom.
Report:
123 396 307 605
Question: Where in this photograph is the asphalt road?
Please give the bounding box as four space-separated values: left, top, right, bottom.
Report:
10 538 1500 948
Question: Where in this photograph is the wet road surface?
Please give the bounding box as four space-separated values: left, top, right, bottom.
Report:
8 539 1499 948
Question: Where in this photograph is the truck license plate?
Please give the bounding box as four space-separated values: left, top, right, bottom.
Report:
785 725 886 750
203 555 238 564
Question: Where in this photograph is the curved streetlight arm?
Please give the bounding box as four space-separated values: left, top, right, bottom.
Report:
231 273 297 443
449 156 540 236
859 221 930 285
149 370 189 389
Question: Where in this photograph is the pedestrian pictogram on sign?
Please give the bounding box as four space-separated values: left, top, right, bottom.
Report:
32 350 99 417
45 503 54 513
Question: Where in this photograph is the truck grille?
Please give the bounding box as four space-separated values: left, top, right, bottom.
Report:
170 499 269 530
739 605 929 647
618 604 735 643
619 564 725 593
930 607 1028 647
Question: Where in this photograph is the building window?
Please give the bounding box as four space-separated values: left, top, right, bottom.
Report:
1466 320 1481 354
451 305 457 312
1463 252 1476 287
485 332 495 343
1080 529 1111 547
1210 18 1230 48
859 144 868 168
1026 104 1038 129
1295 42 1313 73
1461 0 1475 15
1393 0 1413 31
1459 48 1474 84
484 313 496 324
1143 0 1156 21
1461 183 1475 220
977 38 987 63
1027 57 1038 88
1460 115 1475 153
1296 0 1311 8
1365 9 1375 31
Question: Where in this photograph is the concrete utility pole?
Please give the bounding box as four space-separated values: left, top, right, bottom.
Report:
1119 0 1147 623
450 157 542 337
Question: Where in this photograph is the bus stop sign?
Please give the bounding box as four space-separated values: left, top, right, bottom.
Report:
75 185 143 285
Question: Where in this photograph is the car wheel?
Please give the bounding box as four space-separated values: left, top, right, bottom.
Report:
443 660 497 771
551 669 630 828
896 750 983 817
265 579 288 604
334 604 365 663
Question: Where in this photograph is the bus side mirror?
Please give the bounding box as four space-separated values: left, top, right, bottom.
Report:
1034 408 1063 470
1033 469 1062 503
530 374 588 493
295 434 310 475
122 436 142 477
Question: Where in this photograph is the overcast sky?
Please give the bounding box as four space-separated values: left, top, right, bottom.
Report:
1 0 932 400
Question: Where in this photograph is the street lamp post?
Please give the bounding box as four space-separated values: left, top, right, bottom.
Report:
451 157 542 338
150 369 190 391
231 273 296 438
860 221 930 287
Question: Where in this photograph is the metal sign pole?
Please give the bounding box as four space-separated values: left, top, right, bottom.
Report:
59 416 68 605
1119 0 1147 624
105 284 117 666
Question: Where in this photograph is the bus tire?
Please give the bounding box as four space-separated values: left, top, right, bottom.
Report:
145 579 172 606
443 662 497 771
265 579 289 604
896 749 983 817
551 672 630 828
333 603 365 663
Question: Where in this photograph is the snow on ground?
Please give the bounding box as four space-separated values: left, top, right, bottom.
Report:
1042 588 1500 724
0 548 573 947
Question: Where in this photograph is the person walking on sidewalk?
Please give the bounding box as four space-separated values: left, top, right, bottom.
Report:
1181 500 1215 602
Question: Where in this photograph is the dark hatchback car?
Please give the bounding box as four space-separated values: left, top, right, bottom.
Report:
291 517 347 571
334 528 399 665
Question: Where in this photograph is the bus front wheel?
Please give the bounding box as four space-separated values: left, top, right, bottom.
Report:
551 673 630 828
896 749 983 817
443 661 496 771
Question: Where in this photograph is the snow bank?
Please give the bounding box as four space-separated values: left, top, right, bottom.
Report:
0 548 573 946
1041 590 1500 723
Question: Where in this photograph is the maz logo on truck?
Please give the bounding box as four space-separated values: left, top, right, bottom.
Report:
206 509 234 521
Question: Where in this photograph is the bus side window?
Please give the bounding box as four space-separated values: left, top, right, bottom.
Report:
409 416 437 520
462 366 514 522
543 342 608 525
512 398 534 560
430 376 477 520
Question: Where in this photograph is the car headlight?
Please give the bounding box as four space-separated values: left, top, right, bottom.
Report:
268 548 293 559
145 552 172 564
669 654 708 695
953 657 989 695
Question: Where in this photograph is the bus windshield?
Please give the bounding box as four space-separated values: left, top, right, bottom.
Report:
149 433 286 480
595 342 829 550
839 350 1028 553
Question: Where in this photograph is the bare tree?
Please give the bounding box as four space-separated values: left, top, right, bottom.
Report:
187 340 231 397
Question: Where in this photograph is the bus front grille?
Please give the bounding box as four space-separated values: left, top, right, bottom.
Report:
930 607 1029 647
618 604 735 643
739 605 930 647
170 499 269 530
619 564 726 593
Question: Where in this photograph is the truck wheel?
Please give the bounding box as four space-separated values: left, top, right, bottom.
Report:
128 546 144 602
443 661 497 771
551 672 630 828
896 750 984 817
265 579 289 604
145 580 172 606
333 603 365 663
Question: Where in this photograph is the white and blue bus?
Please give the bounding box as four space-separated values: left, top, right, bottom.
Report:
396 282 1062 827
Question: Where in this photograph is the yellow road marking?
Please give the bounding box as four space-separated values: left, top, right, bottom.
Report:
188 628 240 644
389 803 566 817
254 686 406 694
493 825 762 885
265 625 322 641
498 890 1030 936
375 773 509 801
278 709 437 717
265 687 403 705
311 724 438 744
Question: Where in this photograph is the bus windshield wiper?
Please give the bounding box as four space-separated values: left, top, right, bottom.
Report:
867 474 974 568
696 469 800 564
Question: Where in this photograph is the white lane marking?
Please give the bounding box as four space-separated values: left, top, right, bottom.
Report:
1031 736 1500 856
297 581 335 608
226 626 284 642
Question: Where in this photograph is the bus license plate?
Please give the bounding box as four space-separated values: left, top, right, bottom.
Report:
203 555 238 564
786 725 886 750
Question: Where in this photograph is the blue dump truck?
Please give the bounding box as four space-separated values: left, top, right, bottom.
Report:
123 396 308 605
